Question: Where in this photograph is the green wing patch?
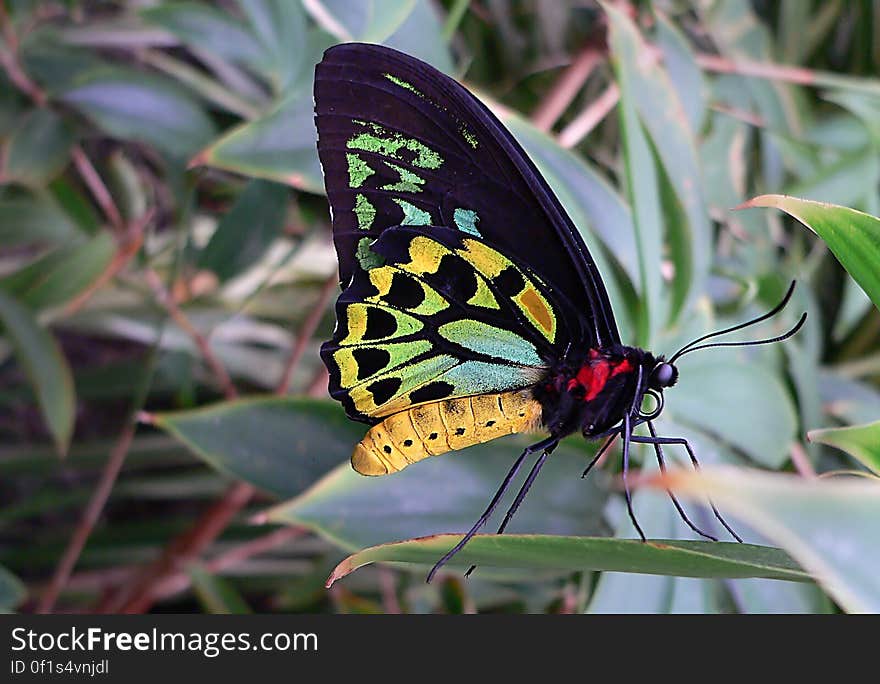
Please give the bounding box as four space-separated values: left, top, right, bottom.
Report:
339 118 484 234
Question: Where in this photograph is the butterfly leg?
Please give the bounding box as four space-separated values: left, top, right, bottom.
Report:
426 434 559 583
582 431 619 478
630 425 743 543
464 440 559 578
622 412 647 541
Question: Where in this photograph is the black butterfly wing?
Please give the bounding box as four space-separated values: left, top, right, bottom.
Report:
314 42 620 349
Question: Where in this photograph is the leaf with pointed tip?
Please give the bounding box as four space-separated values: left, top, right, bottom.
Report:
0 290 74 456
61 68 216 160
326 535 807 587
197 180 289 281
808 421 880 475
739 195 880 311
0 231 115 310
191 92 323 193
151 398 354 500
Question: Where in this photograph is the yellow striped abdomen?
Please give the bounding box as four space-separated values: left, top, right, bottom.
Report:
351 390 543 476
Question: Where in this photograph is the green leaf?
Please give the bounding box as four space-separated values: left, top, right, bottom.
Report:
823 90 880 145
61 68 216 160
665 357 797 469
197 180 289 281
152 398 355 500
0 231 115 310
192 92 323 193
267 436 609 552
237 0 308 93
738 195 880 311
654 12 706 135
657 467 880 613
808 421 880 475
0 565 27 611
606 3 709 326
188 563 252 614
0 290 74 455
21 39 110 94
3 108 75 187
606 6 662 346
0 73 26 137
141 3 265 70
49 178 101 235
0 195 80 248
326 535 807 587
701 1 806 191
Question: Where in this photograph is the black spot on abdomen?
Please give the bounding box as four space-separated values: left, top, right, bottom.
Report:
353 347 391 380
363 307 397 340
409 381 455 404
367 377 402 405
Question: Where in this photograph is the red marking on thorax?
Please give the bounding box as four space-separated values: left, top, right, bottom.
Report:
566 354 634 401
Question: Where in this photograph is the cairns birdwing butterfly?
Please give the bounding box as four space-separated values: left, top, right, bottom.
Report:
314 43 805 581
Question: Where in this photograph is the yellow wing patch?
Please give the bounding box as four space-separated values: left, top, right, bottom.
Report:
457 238 557 343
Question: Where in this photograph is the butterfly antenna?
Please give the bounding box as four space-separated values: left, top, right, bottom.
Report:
669 281 798 364
670 312 806 361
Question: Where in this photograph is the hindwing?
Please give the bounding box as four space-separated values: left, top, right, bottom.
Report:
321 226 578 423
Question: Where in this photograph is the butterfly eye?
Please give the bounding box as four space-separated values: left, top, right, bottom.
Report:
653 363 677 388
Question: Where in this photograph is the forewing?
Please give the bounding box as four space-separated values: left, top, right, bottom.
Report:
314 42 619 348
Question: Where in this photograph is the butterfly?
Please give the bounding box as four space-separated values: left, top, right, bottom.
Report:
314 43 806 581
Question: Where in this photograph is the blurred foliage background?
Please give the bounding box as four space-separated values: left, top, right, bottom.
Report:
1 0 878 614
